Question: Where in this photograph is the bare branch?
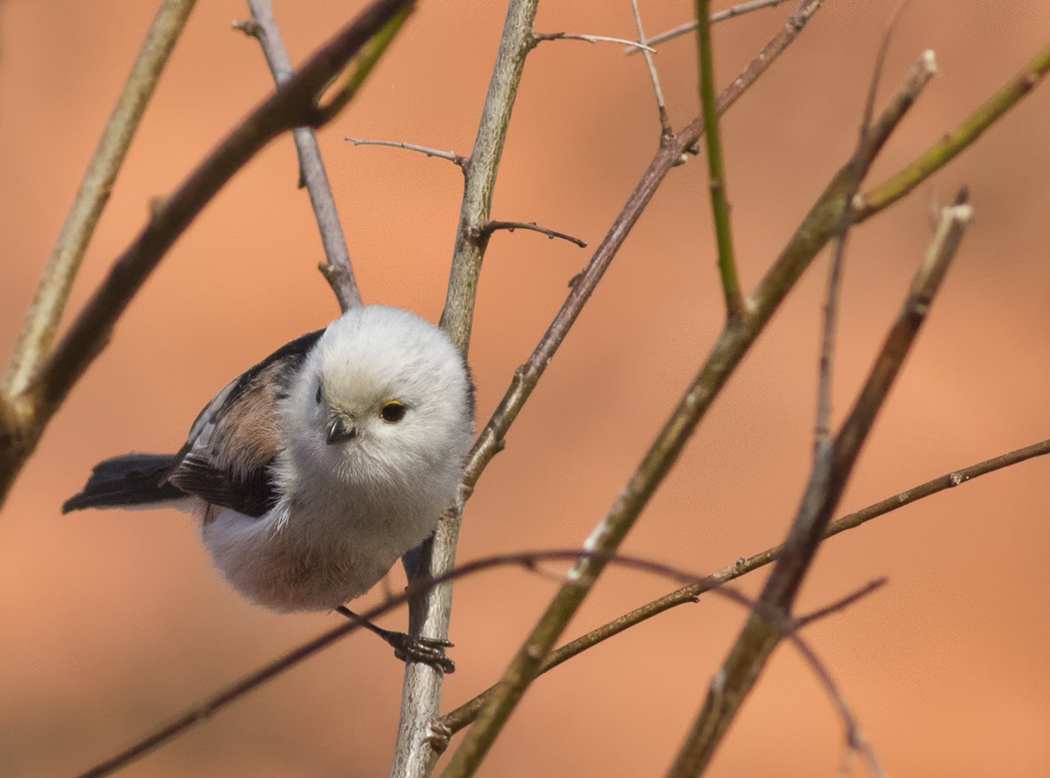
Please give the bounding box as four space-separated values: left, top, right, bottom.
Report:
441 434 1048 733
478 220 587 248
857 38 1050 219
238 0 363 311
630 0 671 133
534 32 655 52
1 0 198 399
345 136 467 168
441 436 1048 733
816 8 910 442
694 0 744 318
398 1 540 774
666 194 972 778
626 0 795 55
786 633 889 778
0 0 414 509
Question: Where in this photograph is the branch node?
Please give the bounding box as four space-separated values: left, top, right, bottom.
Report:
231 19 263 38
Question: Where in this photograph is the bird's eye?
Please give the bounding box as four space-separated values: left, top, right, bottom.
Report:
380 400 406 423
315 384 323 404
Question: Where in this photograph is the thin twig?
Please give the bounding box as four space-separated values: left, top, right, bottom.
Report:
0 0 414 510
786 633 889 778
796 578 886 626
345 137 467 168
534 32 655 52
665 194 972 778
626 0 794 55
239 0 363 311
630 0 671 133
439 436 1049 734
694 0 744 319
397 1 540 775
816 7 907 442
478 221 587 248
1 0 198 399
856 38 1050 219
70 548 879 778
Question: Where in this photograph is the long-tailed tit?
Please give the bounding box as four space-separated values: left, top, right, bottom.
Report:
65 305 475 670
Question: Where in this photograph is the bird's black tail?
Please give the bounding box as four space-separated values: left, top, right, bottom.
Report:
63 454 185 513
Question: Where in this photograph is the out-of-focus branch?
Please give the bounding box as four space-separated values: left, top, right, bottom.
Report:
626 0 795 55
237 0 363 311
439 435 1049 733
694 0 744 318
816 6 905 442
396 1 540 775
1 0 198 399
665 194 972 778
856 38 1050 219
0 0 414 510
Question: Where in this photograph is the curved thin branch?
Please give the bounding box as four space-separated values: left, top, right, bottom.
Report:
65 549 769 778
626 0 795 55
439 436 1049 734
239 0 363 311
1 0 198 399
0 0 414 510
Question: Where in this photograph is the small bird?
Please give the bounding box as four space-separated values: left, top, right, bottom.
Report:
64 305 475 670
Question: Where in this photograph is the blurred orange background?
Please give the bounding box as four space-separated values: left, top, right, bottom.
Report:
2 1 1049 776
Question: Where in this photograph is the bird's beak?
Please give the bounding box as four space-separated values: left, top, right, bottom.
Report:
325 415 356 445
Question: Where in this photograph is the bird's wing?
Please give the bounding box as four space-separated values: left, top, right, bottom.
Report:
167 329 325 518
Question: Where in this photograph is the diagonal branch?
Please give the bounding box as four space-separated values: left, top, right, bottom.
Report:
856 38 1050 220
665 193 973 778
0 0 414 510
1 0 198 399
627 0 796 54
238 0 363 311
439 435 1049 734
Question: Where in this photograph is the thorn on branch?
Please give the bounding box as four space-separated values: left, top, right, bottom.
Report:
478 221 587 248
345 137 467 168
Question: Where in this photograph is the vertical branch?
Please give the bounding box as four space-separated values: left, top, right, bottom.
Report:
1 0 198 399
439 0 539 353
241 0 364 311
694 0 743 319
394 2 539 776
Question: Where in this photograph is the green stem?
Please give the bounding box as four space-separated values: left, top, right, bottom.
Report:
695 0 743 318
857 39 1050 219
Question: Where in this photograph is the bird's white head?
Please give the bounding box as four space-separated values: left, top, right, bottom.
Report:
281 306 475 496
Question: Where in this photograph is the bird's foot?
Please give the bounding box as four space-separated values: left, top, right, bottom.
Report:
336 606 455 674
